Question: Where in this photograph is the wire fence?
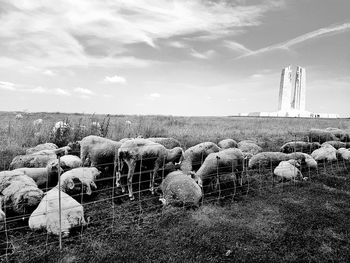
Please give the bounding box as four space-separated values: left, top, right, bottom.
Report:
0 139 349 262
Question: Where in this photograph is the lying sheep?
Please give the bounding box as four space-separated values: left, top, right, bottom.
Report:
193 148 244 189
237 140 262 156
147 137 181 149
280 141 321 154
159 171 202 207
80 135 121 168
53 155 83 170
274 160 303 181
337 148 350 160
321 141 350 149
9 147 70 169
180 142 220 173
0 171 44 215
59 167 101 196
308 128 339 143
311 144 337 162
218 139 238 149
325 127 350 142
13 161 62 189
287 152 318 169
117 138 184 200
29 187 87 236
26 143 58 155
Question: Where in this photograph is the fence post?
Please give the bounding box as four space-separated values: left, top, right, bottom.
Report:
55 149 65 251
216 157 221 202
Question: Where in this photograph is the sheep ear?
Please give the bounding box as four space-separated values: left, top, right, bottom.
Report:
67 179 74 189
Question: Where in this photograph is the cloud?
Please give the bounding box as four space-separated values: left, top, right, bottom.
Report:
0 81 16 90
74 87 94 95
104 75 127 84
238 22 350 58
28 86 48 94
54 88 71 96
190 49 216 59
43 69 56 76
223 40 252 55
0 0 282 69
167 41 188 49
149 93 161 99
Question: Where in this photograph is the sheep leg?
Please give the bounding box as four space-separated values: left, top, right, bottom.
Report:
116 161 125 193
150 160 161 195
126 160 136 200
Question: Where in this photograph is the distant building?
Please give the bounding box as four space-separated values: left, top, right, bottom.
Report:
241 66 339 118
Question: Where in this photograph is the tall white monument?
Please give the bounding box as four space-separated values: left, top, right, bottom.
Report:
291 66 306 111
278 66 292 112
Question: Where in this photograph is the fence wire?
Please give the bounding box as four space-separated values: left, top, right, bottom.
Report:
0 139 349 262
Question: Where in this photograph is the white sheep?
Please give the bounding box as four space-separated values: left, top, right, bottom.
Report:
159 171 202 207
0 170 44 215
59 167 101 195
280 141 321 154
237 140 262 156
29 187 87 236
54 155 83 170
147 137 181 149
218 139 238 149
15 114 23 120
13 161 63 189
180 142 220 173
311 144 338 162
26 143 58 155
337 148 350 160
308 128 339 143
321 141 350 150
193 148 244 189
274 160 303 181
33 118 43 127
117 138 184 200
80 135 122 168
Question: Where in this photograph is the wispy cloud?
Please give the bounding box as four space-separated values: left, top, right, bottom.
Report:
74 87 94 95
238 22 350 58
223 40 252 55
43 70 56 76
0 81 16 90
190 49 216 59
0 0 282 69
104 75 127 84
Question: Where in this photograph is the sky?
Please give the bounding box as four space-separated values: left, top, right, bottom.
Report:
0 0 349 117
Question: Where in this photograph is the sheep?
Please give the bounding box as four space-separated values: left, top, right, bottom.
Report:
274 160 303 181
159 171 202 207
147 137 181 149
311 144 337 162
9 146 71 169
52 121 70 134
337 148 350 160
33 118 43 127
117 138 184 200
193 148 244 189
79 135 122 168
15 114 23 120
280 141 321 154
248 152 317 169
237 140 262 156
307 128 339 143
13 161 63 189
26 143 58 155
321 141 350 150
218 139 238 149
180 142 220 173
324 127 350 142
0 170 44 215
59 167 101 196
29 187 87 236
54 155 83 170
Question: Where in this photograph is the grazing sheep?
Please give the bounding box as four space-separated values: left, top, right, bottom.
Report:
9 147 70 169
13 161 62 189
0 171 44 215
55 155 83 170
147 137 181 149
287 152 318 169
80 135 122 168
117 138 184 200
29 187 87 236
180 142 220 173
321 141 350 150
324 127 350 142
193 148 244 189
337 148 350 160
308 128 339 143
26 143 58 155
237 140 262 156
15 114 23 120
218 139 238 149
159 171 202 207
274 160 303 181
280 141 321 154
59 167 101 195
311 144 337 162
52 121 70 134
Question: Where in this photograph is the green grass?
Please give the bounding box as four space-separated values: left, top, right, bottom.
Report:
0 111 350 262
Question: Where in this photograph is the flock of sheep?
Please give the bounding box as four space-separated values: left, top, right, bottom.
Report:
0 122 350 237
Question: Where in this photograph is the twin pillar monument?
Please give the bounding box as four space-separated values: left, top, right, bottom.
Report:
278 65 306 113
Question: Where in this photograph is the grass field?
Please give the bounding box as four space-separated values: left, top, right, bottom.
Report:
0 111 350 262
